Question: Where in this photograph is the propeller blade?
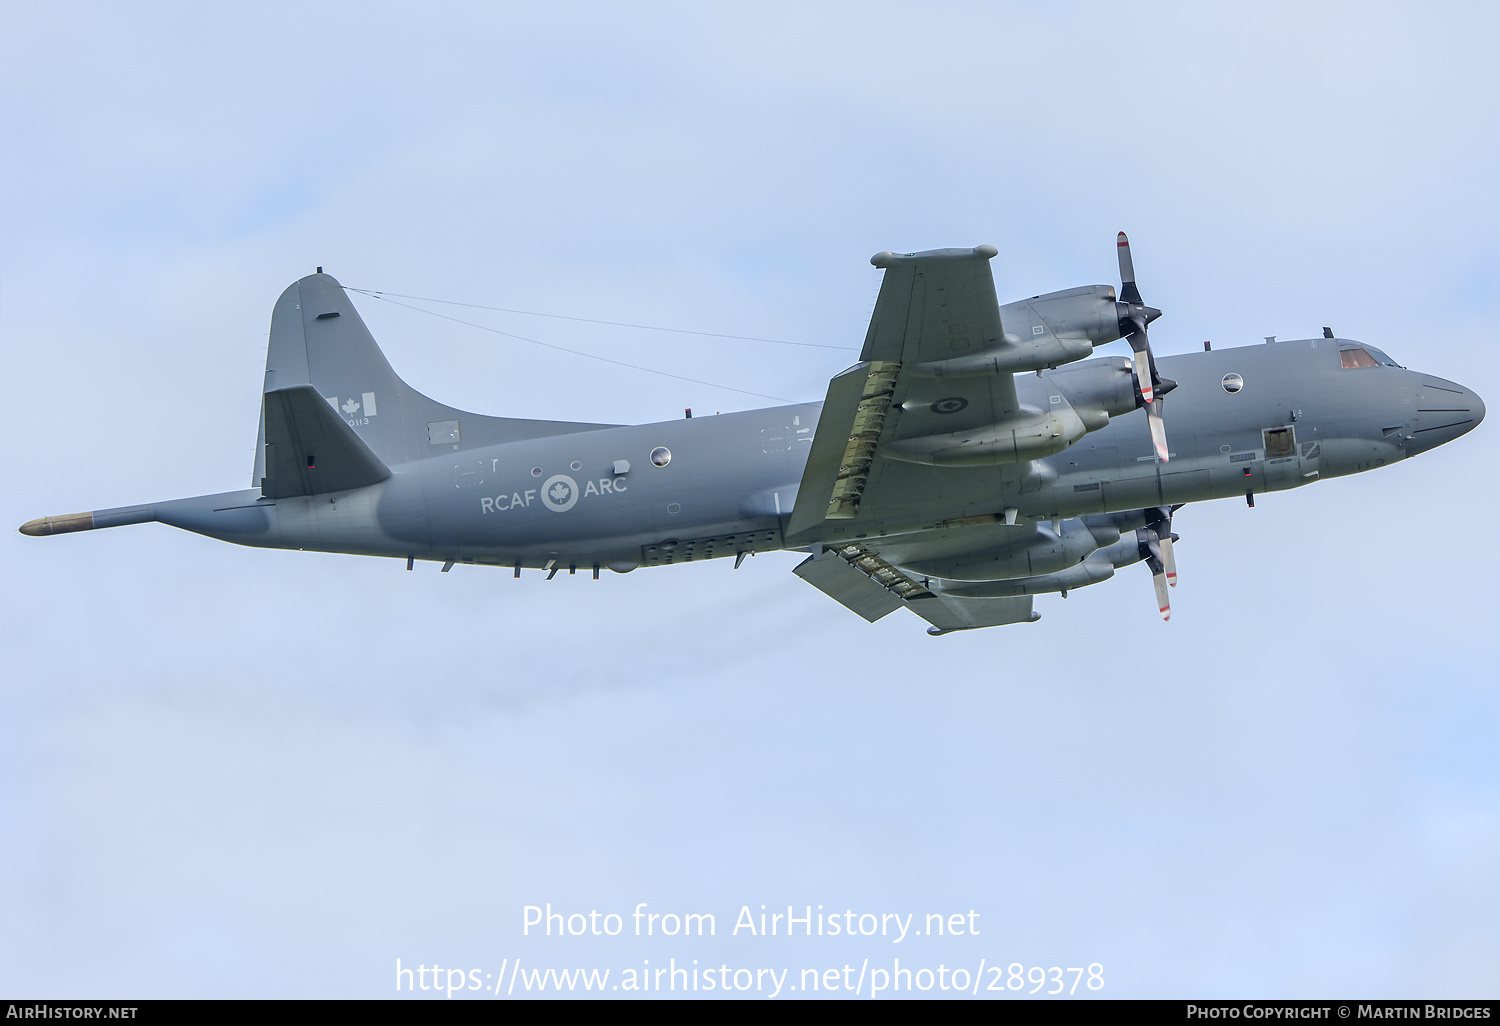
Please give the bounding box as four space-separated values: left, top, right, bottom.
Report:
1118 233 1169 451
1147 397 1169 463
1152 567 1171 620
1160 531 1177 587
1130 335 1156 405
1137 524 1171 620
1117 232 1143 305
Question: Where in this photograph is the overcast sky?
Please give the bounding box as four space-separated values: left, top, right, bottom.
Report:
2 1 1497 999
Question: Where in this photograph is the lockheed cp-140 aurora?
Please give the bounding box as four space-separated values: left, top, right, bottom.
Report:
21 236 1485 633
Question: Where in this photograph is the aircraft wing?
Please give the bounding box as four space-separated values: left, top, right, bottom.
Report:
788 246 1026 538
792 544 1036 634
913 593 1035 633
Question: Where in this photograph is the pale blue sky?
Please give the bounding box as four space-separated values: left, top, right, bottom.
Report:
2 1 1496 998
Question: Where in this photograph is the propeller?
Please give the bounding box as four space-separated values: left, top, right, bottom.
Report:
1116 232 1175 463
1145 505 1178 588
1137 506 1181 621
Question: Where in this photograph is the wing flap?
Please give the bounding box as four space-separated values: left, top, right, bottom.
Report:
794 541 1039 633
260 385 392 498
788 361 900 535
793 552 906 622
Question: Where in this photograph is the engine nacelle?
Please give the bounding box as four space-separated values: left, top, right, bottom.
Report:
1093 533 1154 569
901 518 1102 582
913 285 1128 377
933 559 1115 599
1001 285 1125 346
1040 357 1141 419
884 402 1107 467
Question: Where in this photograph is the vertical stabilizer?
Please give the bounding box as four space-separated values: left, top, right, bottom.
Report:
252 273 617 484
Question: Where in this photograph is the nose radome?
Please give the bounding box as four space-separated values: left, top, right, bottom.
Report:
1408 376 1485 456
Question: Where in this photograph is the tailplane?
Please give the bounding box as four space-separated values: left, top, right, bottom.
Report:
260 385 390 498
252 272 616 484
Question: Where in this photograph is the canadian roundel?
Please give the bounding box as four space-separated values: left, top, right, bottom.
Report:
540 474 579 513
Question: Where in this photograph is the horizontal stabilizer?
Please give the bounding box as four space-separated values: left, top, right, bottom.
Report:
260 385 391 498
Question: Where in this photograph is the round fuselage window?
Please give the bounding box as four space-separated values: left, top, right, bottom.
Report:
1222 373 1244 393
650 446 672 467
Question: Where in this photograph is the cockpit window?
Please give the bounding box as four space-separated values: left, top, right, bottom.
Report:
1340 345 1401 370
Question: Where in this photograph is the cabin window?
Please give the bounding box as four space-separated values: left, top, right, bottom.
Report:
1340 348 1380 370
1222 373 1244 393
651 446 672 467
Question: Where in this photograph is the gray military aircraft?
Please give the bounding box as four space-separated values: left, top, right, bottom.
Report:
20 236 1486 633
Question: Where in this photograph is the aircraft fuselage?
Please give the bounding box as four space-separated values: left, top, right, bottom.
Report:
138 335 1481 579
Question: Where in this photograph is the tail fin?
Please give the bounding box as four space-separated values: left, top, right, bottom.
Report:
252 272 616 484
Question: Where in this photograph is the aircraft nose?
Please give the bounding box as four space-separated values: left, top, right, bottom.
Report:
1407 375 1485 457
